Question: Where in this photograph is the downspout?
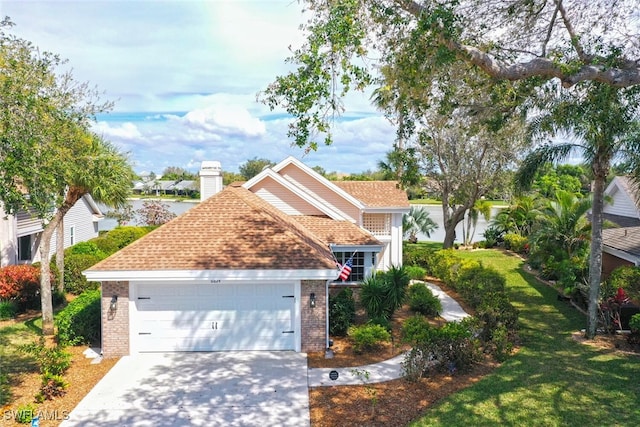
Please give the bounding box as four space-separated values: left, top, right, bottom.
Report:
325 279 333 358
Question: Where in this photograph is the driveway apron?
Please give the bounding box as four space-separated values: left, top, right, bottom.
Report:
60 351 310 427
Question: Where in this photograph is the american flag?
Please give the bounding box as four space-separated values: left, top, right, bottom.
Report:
338 256 353 281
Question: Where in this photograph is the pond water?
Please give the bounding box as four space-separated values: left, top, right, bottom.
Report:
99 200 502 244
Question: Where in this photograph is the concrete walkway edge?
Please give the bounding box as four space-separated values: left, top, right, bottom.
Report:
308 280 468 387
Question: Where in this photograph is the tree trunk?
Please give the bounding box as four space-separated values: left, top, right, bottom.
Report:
39 218 57 336
442 204 467 249
38 187 85 336
586 173 606 338
56 217 64 292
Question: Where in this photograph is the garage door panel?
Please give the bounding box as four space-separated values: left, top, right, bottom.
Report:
134 282 296 352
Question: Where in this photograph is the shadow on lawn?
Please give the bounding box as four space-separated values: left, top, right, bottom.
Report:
414 256 640 426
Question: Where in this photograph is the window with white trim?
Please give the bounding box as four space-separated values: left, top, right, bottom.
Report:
333 252 365 282
69 226 75 245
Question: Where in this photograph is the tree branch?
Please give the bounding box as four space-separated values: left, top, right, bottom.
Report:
555 0 590 63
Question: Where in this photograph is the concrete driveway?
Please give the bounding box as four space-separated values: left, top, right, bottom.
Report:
60 352 310 427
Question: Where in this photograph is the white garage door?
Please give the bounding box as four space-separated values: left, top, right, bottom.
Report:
134 282 296 352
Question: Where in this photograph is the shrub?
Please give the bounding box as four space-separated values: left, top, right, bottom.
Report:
482 226 503 248
455 265 506 308
403 244 439 275
0 265 41 310
65 241 107 257
56 289 101 346
36 373 68 402
14 403 37 424
629 313 640 332
329 288 356 336
19 338 71 376
348 324 391 353
367 315 392 332
405 265 427 280
503 233 528 253
360 275 392 320
407 283 442 316
401 314 434 346
476 292 519 341
63 253 105 295
0 300 17 320
606 266 640 302
402 318 480 379
91 226 152 256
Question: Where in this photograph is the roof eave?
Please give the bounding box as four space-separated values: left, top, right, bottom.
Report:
83 269 339 282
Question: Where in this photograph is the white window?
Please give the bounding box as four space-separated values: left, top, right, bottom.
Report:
333 252 365 282
70 226 75 245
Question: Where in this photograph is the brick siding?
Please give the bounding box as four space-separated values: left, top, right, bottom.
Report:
301 280 326 352
101 281 130 358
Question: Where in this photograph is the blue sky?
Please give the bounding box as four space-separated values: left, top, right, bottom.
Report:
2 0 395 175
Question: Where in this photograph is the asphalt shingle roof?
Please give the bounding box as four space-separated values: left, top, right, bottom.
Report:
292 216 380 246
88 186 339 271
603 226 640 258
334 181 409 208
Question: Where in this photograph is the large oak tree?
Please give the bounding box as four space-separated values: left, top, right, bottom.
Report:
263 0 640 337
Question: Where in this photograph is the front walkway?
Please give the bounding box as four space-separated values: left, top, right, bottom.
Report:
308 281 469 387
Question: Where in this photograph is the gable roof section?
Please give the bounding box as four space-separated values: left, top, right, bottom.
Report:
272 156 365 208
293 216 381 246
86 186 338 273
603 226 640 262
243 169 349 220
604 176 640 214
334 181 410 209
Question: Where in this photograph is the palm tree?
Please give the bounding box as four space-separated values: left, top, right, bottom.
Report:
403 206 438 243
533 190 592 259
515 82 640 338
463 199 492 246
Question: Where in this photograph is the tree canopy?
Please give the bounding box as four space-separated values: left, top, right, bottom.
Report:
0 20 134 334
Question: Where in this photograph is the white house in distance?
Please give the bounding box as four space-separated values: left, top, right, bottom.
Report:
85 156 410 358
0 195 104 267
601 176 640 275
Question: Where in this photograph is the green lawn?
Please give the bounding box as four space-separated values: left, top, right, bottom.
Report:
0 318 41 405
411 249 640 426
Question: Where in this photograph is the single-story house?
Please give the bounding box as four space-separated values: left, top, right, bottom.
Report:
85 157 409 357
602 176 640 275
0 195 104 267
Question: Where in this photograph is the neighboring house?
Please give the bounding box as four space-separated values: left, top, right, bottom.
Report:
0 195 104 267
602 176 640 276
85 156 409 357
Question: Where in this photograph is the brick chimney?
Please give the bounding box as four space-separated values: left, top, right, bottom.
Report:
199 161 223 201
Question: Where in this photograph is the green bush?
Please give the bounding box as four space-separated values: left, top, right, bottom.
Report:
401 314 434 346
65 241 107 257
15 403 37 424
348 324 391 353
19 338 71 377
403 244 439 275
36 373 68 402
367 315 392 332
407 283 442 316
329 288 356 336
455 264 506 309
476 292 519 341
405 265 427 280
63 253 105 295
0 300 17 320
503 233 528 253
104 226 151 250
56 289 101 346
402 318 480 380
606 265 640 302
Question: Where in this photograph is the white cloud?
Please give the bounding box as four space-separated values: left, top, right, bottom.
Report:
93 121 142 140
167 105 266 138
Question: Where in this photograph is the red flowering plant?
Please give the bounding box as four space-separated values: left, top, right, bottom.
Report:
0 265 41 304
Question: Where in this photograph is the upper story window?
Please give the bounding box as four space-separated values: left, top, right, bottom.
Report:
333 251 365 282
362 213 391 236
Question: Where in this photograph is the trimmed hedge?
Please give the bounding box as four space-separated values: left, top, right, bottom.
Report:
55 289 101 346
348 323 391 353
63 253 106 295
407 282 442 316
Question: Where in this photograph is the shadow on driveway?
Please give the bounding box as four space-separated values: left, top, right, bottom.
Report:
60 351 309 427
